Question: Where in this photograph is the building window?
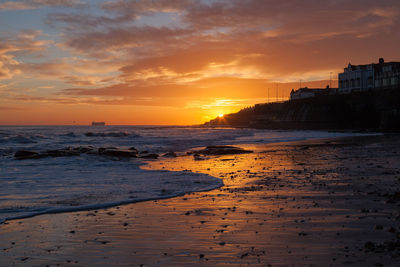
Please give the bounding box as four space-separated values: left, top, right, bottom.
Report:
368 76 373 86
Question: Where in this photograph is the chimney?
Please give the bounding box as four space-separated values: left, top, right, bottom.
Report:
379 58 384 64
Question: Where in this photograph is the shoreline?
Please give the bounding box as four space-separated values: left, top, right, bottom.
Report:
1 134 400 266
0 130 372 225
0 178 223 225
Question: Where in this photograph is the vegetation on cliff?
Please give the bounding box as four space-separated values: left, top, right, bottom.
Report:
205 88 400 131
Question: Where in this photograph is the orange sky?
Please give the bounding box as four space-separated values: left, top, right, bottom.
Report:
1 0 400 125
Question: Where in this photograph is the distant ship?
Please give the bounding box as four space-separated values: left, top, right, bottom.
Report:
91 122 105 126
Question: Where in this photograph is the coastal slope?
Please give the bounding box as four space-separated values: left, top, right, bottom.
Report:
207 88 400 131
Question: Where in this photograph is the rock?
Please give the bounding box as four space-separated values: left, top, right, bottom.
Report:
140 153 159 159
71 146 94 154
195 145 253 155
98 147 117 154
129 147 139 153
46 149 80 157
100 149 138 158
240 253 249 259
364 241 375 251
194 154 206 160
298 231 309 236
45 146 97 157
387 191 400 203
15 146 97 160
162 152 177 157
14 150 41 160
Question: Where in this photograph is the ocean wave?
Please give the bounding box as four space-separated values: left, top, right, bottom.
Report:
8 135 37 144
0 170 222 224
0 148 13 156
59 132 77 137
0 131 10 137
84 131 139 137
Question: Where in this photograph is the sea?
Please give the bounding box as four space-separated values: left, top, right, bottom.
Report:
0 125 372 223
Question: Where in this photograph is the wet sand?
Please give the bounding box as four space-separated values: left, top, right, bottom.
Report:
1 134 400 266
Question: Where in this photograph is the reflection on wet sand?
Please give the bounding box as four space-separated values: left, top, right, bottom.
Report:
1 135 400 266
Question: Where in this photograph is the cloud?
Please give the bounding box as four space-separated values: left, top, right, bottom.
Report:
46 0 191 30
63 25 192 54
101 0 192 13
0 0 81 10
62 76 333 101
62 75 116 86
11 95 79 104
45 0 400 87
0 30 51 80
2 0 400 124
0 106 25 111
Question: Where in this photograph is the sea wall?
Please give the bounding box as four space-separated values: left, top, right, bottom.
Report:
207 88 400 131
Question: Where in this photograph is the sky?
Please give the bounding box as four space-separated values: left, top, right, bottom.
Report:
1 0 400 125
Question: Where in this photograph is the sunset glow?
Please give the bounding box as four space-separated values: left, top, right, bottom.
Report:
1 0 400 125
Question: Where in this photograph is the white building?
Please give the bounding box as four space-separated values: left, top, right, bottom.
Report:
338 58 400 94
290 87 333 100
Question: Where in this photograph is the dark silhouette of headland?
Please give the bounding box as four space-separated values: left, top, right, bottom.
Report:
206 58 400 131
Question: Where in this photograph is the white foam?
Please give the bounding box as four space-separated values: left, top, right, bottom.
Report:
0 156 223 224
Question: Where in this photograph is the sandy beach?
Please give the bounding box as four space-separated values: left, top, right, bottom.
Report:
1 134 400 266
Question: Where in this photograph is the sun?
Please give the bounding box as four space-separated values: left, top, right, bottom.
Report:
218 114 224 118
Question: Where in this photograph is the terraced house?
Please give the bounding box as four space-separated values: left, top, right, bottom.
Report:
338 58 400 94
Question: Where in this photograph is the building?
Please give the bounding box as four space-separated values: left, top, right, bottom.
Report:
338 58 400 93
92 121 105 126
290 86 335 100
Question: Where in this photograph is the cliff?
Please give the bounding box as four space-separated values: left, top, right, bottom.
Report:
206 88 400 131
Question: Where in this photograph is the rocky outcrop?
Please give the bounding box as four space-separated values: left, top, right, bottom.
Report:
162 152 177 157
99 148 138 158
194 145 253 155
14 150 42 160
139 153 159 159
